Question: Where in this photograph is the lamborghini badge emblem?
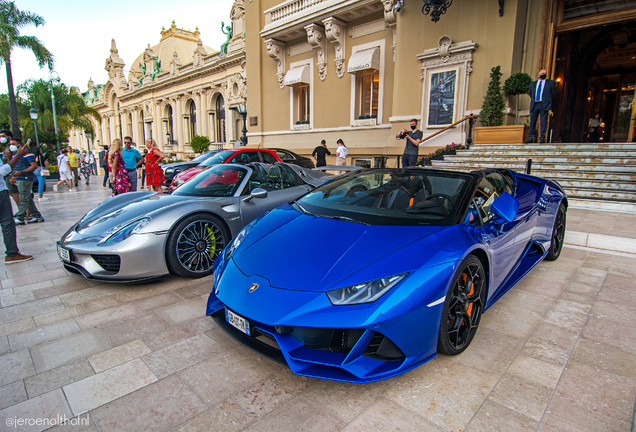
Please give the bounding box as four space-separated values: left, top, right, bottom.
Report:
248 283 259 293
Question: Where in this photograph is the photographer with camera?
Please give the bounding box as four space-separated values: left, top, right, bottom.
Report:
397 119 423 167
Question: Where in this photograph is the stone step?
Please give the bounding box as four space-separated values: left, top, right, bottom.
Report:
462 150 635 157
444 155 636 164
469 143 636 151
433 166 636 181
566 198 636 212
562 187 636 201
545 179 636 190
432 160 636 172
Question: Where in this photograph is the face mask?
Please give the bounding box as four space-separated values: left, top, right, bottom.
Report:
0 137 7 144
411 125 417 130
539 74 547 80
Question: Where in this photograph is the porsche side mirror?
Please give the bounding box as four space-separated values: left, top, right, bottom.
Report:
242 188 268 202
491 192 519 223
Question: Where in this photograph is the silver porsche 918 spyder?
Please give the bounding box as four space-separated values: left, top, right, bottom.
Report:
57 162 334 282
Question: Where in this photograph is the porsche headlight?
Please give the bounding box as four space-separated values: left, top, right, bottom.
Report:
326 273 408 306
102 218 150 244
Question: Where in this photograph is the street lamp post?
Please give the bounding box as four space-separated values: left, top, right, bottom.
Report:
236 104 247 146
29 108 40 148
49 72 61 155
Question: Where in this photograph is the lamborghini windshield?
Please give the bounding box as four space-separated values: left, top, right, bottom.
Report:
172 165 247 197
293 169 473 226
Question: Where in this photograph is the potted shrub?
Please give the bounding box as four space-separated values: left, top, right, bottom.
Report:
189 135 211 154
474 66 528 144
503 72 532 124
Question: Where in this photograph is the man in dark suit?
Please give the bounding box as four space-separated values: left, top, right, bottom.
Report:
528 69 557 143
98 145 109 187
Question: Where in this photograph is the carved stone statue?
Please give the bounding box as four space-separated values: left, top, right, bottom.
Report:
193 39 208 67
220 22 233 56
150 56 162 81
170 49 182 76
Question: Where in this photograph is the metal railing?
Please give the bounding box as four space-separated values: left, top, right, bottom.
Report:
420 115 479 147
266 0 326 23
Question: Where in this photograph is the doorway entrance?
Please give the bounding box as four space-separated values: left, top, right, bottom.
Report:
552 23 636 143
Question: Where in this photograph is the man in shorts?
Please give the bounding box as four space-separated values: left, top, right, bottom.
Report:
54 149 74 192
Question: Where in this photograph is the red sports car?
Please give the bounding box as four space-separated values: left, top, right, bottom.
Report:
169 148 282 191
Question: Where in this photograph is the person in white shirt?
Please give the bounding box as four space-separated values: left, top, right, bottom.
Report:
335 139 347 174
88 152 96 175
54 149 74 192
0 139 34 263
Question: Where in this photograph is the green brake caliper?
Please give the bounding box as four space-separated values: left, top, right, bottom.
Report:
206 226 216 258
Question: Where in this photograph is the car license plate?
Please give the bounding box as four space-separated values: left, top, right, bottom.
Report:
226 309 250 336
57 245 70 262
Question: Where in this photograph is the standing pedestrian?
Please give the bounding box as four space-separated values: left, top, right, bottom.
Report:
89 151 96 175
12 139 44 224
397 119 423 167
122 137 142 191
527 68 557 144
1 141 33 263
335 139 347 175
144 139 165 193
109 139 131 196
33 146 49 202
312 139 331 167
98 145 109 187
67 146 79 187
1 130 20 209
588 112 602 143
53 149 73 192
140 149 148 189
80 150 91 185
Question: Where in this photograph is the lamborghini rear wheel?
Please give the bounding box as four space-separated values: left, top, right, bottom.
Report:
166 213 229 278
545 203 566 261
437 255 486 356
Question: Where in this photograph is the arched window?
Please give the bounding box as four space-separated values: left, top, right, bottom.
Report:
189 101 196 141
216 96 226 143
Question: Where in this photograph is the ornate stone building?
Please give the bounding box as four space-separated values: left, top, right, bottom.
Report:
70 0 247 157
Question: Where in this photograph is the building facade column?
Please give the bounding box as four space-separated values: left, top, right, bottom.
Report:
200 91 209 139
196 91 204 137
109 116 117 144
175 97 184 153
131 109 140 145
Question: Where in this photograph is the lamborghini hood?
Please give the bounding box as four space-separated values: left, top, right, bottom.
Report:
232 205 455 292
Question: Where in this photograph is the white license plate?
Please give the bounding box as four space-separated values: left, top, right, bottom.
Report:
226 309 250 336
58 245 70 262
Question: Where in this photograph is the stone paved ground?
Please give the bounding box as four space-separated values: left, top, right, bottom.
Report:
0 181 635 432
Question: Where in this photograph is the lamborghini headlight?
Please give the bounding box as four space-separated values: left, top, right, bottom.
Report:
326 273 408 306
102 218 150 244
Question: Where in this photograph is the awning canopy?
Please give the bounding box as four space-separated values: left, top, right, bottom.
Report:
284 65 310 86
347 47 380 74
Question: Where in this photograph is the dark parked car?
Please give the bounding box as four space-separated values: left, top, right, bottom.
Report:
162 150 219 186
268 148 315 169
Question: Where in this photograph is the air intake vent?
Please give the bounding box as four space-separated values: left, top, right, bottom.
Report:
91 255 121 274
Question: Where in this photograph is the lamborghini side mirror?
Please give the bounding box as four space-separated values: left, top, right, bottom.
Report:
491 192 519 222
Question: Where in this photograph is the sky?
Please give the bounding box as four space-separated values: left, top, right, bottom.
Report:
0 0 233 95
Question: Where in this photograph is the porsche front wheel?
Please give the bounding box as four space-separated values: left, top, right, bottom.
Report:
437 255 487 356
545 203 566 261
166 213 229 278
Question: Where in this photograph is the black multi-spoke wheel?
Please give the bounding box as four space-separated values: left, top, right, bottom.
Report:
166 213 229 278
545 203 566 261
438 255 487 356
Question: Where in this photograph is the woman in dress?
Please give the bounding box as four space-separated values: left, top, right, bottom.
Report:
144 139 165 192
109 139 131 196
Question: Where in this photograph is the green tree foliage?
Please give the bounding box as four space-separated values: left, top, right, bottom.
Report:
479 65 506 127
0 1 54 140
503 72 532 124
189 135 211 153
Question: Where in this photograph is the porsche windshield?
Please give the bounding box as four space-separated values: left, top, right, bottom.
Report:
172 165 247 197
294 169 473 226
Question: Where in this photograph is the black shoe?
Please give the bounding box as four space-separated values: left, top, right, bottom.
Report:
103 180 106 187
539 140 546 144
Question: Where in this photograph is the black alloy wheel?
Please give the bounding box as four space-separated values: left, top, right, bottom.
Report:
545 203 566 261
437 255 486 356
166 213 229 278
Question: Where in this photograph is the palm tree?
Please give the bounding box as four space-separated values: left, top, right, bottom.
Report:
0 1 53 140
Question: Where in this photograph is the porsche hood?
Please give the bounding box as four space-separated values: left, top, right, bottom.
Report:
232 206 458 292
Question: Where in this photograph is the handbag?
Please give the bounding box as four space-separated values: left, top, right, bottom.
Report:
40 168 50 176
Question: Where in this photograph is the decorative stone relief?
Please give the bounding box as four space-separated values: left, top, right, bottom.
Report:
305 24 327 82
227 73 247 105
104 39 127 90
382 0 398 26
264 38 286 89
323 17 346 78
193 39 208 67
169 49 182 76
417 36 478 80
230 0 246 42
